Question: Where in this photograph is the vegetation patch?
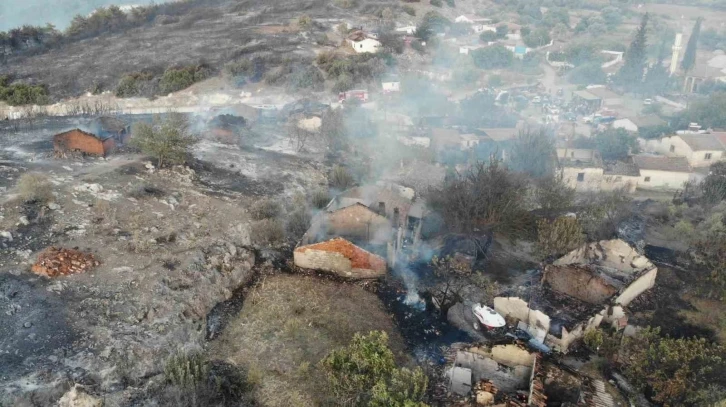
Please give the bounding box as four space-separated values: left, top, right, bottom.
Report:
0 75 49 105
207 274 405 407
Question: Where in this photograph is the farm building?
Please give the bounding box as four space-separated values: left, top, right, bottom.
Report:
53 129 116 157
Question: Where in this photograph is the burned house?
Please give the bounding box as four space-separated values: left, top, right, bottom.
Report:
53 129 116 157
92 116 130 145
298 183 426 270
494 239 657 352
294 238 387 279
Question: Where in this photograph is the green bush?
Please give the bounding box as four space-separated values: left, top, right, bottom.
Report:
251 219 286 245
164 351 209 388
287 210 312 237
430 0 442 7
224 59 253 77
332 75 354 93
159 65 211 95
334 0 358 8
323 331 428 406
445 0 455 6
402 5 416 16
329 165 355 190
311 189 331 209
115 72 154 97
249 199 281 220
0 76 50 106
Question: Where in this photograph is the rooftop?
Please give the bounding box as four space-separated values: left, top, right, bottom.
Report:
627 114 667 128
679 133 726 151
585 87 621 100
477 127 518 142
603 160 640 177
633 155 691 172
54 128 112 142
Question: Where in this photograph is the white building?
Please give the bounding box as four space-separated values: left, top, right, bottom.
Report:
454 14 492 34
382 77 401 93
557 148 604 192
350 37 382 53
613 114 667 133
460 134 480 149
395 26 417 35
639 134 726 168
632 155 701 190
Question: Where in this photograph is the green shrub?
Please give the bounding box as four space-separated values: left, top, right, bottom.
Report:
164 351 209 388
311 189 331 209
402 5 416 16
159 65 211 95
445 0 455 6
17 172 53 203
287 210 311 237
334 0 358 8
0 77 50 106
430 0 442 7
115 72 154 97
329 166 355 190
251 219 286 245
332 75 354 93
249 199 281 220
224 59 253 77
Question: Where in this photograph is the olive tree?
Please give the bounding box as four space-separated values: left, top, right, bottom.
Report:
131 113 198 168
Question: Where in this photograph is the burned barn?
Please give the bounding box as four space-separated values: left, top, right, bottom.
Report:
53 129 116 157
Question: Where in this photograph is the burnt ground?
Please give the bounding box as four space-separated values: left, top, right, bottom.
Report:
0 0 391 99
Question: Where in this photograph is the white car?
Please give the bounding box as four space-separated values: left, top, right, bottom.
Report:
472 304 506 329
643 98 653 105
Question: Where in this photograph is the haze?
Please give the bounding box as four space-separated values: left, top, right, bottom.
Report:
0 0 160 31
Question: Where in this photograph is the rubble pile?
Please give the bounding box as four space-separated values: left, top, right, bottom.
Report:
31 247 100 277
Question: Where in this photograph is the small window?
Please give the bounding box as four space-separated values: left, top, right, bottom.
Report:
644 176 651 182
705 153 712 160
670 145 675 153
577 173 585 182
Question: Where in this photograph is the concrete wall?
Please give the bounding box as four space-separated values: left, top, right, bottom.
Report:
543 265 619 305
561 167 604 192
293 243 386 279
53 129 108 156
602 174 638 193
494 297 550 342
491 344 535 368
557 148 595 160
325 204 392 244
350 38 381 53
615 267 658 306
638 169 693 190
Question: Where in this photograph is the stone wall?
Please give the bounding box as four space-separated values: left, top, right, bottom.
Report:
542 265 619 305
293 239 386 279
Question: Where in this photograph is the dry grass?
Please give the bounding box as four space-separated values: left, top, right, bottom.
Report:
207 274 404 407
17 172 53 203
681 296 726 343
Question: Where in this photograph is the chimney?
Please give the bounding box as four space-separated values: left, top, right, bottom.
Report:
393 207 400 227
378 202 386 216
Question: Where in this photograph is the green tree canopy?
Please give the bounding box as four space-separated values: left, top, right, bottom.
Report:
509 127 556 178
617 13 649 88
470 44 514 69
593 128 638 161
681 17 703 73
131 113 198 168
323 331 429 407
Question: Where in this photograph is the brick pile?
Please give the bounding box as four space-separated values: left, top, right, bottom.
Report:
31 247 100 277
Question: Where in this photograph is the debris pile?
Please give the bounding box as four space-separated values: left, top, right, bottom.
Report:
31 247 100 277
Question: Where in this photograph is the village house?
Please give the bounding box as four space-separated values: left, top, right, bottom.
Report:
494 239 657 353
640 133 726 168
293 238 387 279
557 148 604 192
53 129 116 157
454 14 492 33
431 127 462 152
612 114 667 134
602 160 640 193
347 30 382 54
632 155 700 190
302 183 427 268
381 75 401 93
